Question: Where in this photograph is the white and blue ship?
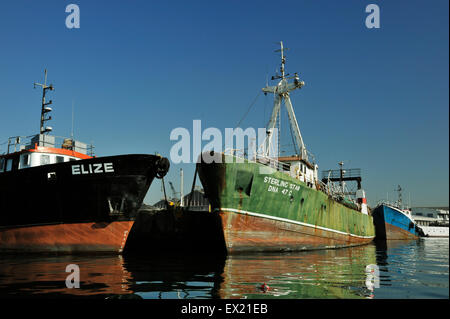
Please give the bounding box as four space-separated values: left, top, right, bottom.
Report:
372 186 424 240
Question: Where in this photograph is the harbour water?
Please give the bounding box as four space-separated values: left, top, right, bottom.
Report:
0 238 447 299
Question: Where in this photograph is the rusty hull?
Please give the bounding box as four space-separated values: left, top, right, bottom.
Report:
382 222 419 240
219 210 373 253
0 220 134 253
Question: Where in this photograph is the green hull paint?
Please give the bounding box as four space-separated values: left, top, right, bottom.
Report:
198 154 375 240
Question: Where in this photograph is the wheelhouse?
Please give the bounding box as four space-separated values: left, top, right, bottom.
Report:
0 134 92 173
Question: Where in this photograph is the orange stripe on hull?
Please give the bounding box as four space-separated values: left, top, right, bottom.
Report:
0 221 134 253
384 222 419 240
220 211 373 253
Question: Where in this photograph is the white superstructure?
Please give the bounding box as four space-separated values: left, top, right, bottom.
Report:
413 209 449 237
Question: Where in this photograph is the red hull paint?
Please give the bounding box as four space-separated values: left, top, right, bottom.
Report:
219 211 373 253
384 222 419 240
0 221 134 253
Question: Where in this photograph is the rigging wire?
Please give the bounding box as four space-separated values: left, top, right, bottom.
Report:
225 91 262 150
234 91 262 129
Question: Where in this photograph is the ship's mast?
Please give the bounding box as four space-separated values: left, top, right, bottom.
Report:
262 42 307 160
34 69 54 135
396 185 403 208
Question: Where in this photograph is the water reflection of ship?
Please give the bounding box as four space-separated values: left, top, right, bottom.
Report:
373 238 421 290
122 254 226 299
0 255 133 297
0 254 227 298
374 238 419 267
218 245 377 299
124 249 379 299
0 246 392 298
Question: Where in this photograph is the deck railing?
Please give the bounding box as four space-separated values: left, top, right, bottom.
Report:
321 168 361 180
1 134 93 156
223 148 291 172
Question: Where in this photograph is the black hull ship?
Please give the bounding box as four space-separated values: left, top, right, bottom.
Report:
0 71 169 253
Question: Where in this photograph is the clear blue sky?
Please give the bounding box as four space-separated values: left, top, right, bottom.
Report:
0 0 448 207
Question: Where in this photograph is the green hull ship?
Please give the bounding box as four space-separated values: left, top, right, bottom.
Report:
198 42 375 253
